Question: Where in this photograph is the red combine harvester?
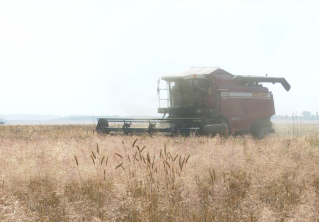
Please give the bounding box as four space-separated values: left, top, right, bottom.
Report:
97 67 290 138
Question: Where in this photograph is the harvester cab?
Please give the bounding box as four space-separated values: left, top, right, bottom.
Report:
97 67 290 138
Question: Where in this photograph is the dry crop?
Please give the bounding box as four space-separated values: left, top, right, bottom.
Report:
0 124 319 221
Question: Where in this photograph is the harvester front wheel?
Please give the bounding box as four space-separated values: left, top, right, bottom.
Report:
257 127 270 139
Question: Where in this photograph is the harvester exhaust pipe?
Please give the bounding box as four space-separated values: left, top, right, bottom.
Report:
203 123 228 135
233 76 291 91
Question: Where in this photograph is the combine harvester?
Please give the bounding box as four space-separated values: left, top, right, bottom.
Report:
96 67 290 138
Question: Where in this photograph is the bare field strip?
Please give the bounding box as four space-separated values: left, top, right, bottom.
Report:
0 124 319 221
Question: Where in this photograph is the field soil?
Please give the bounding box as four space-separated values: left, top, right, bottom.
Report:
0 124 319 221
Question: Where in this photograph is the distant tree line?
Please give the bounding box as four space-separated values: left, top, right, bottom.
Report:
272 111 319 120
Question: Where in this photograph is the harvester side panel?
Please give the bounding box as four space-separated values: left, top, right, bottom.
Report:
219 86 275 132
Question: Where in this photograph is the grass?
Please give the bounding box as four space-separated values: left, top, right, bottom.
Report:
0 124 319 221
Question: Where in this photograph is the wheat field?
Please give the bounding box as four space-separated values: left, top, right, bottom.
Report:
0 124 319 221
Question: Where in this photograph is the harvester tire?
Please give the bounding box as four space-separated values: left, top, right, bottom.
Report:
257 127 270 139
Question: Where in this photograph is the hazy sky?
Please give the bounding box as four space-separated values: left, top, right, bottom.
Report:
1 0 318 117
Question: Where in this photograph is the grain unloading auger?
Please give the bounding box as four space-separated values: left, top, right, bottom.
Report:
97 67 291 138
